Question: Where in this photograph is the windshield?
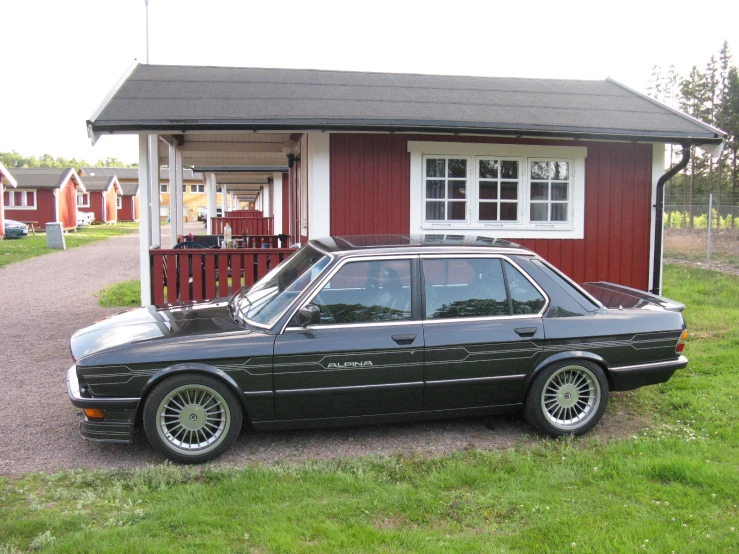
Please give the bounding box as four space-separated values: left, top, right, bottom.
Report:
236 245 330 327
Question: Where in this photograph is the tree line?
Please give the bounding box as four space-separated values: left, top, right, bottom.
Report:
648 40 739 228
0 151 136 170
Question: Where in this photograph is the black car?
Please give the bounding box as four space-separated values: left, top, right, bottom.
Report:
67 235 688 463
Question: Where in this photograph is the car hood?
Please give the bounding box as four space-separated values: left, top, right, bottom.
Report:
71 300 245 361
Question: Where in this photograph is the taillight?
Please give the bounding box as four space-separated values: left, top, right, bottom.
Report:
676 329 688 353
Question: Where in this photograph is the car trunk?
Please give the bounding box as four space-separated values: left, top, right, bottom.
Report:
582 282 685 312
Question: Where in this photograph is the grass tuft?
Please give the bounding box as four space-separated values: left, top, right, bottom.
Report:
97 280 141 308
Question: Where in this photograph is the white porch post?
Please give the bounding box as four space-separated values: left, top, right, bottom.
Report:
272 173 282 234
138 134 152 306
149 136 161 246
221 185 227 213
206 172 217 233
307 131 331 238
175 147 184 238
168 142 184 247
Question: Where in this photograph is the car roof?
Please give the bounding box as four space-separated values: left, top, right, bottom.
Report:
311 234 536 256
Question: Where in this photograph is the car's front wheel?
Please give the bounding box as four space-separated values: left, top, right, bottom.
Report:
524 361 609 437
143 373 242 464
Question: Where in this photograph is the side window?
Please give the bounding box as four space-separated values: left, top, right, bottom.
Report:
423 258 508 319
504 261 546 314
311 259 412 324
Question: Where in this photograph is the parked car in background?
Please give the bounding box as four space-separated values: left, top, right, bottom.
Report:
197 207 208 222
66 235 689 464
77 212 95 227
3 219 29 239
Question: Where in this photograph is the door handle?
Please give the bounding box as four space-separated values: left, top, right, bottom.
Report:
392 334 416 345
514 327 538 337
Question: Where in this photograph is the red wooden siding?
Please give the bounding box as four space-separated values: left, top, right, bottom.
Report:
118 196 136 221
329 134 653 290
105 187 118 222
4 189 56 228
58 180 77 229
90 192 105 223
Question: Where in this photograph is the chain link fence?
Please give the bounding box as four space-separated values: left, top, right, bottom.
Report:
663 193 739 269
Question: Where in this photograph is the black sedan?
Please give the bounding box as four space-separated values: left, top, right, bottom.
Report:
67 235 688 463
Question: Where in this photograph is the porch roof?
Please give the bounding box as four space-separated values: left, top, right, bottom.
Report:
88 63 726 145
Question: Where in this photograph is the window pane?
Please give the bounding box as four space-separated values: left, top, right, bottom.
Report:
501 160 518 179
447 159 467 178
531 182 548 201
478 202 498 221
424 258 508 319
14 191 22 206
160 184 167 192
2 191 9 204
530 203 548 221
426 158 445 178
551 182 568 201
479 159 499 179
500 182 518 200
504 262 546 314
448 201 466 220
426 201 445 220
26 192 35 207
530 161 550 180
499 202 518 221
552 161 569 180
313 260 412 324
479 181 498 200
426 180 445 199
551 203 568 221
449 181 466 199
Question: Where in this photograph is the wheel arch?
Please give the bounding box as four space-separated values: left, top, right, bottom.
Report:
137 363 251 422
524 351 613 395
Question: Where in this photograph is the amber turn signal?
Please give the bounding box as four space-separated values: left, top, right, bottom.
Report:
83 408 105 419
676 329 689 353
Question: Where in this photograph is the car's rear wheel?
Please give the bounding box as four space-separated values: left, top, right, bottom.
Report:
524 361 608 437
143 374 242 464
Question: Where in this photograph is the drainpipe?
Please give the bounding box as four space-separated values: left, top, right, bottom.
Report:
651 144 690 295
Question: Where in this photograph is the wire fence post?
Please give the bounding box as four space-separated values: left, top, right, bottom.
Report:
707 193 713 263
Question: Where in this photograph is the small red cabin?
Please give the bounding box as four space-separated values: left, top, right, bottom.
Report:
3 167 85 230
117 182 140 221
0 162 18 238
79 176 122 223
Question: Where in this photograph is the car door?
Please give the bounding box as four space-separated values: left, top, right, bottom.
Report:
273 256 424 421
421 256 547 411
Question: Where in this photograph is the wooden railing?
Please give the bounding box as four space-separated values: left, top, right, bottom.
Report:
178 234 289 248
150 247 295 304
226 210 263 217
211 216 273 235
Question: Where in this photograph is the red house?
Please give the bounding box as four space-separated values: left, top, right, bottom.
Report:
87 64 725 304
79 168 140 222
3 167 85 230
118 182 140 222
0 162 18 238
78 175 122 223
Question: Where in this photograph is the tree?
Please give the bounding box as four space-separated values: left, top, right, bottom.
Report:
0 151 136 170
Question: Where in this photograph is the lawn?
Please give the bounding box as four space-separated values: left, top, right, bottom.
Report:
1 264 738 553
0 222 138 268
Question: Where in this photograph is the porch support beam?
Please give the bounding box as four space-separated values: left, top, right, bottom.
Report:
272 172 283 234
138 134 152 306
307 132 331 238
168 142 184 247
149 136 161 246
221 185 228 213
206 172 217 233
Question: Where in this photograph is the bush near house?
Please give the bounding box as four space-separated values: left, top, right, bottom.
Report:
0 265 737 553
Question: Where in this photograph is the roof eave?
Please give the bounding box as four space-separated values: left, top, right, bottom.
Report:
89 119 724 145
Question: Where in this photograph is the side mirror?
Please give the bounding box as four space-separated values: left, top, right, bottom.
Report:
293 304 321 327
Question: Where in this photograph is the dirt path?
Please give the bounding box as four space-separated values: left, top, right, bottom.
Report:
0 230 645 475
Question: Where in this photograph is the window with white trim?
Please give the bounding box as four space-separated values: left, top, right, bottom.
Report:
116 196 123 209
190 184 205 194
160 183 168 193
77 192 90 207
5 189 37 209
410 142 586 239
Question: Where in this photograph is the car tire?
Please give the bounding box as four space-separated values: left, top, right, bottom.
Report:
524 360 609 437
143 373 243 464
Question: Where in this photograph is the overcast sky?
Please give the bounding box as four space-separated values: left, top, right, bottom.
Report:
2 0 737 165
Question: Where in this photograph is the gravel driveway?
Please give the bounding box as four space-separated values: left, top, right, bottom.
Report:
0 227 642 475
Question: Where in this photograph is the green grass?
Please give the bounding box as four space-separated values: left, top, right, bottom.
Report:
1 264 738 553
97 280 142 308
0 222 138 268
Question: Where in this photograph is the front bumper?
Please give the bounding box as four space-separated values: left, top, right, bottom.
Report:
5 228 28 238
609 356 688 391
67 366 139 443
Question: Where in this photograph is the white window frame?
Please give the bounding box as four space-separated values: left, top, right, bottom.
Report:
77 192 90 208
190 184 205 194
160 183 168 193
7 188 37 210
116 196 123 209
409 142 586 239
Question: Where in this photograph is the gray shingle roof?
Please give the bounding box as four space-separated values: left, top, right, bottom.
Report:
119 182 139 196
89 64 725 144
10 168 85 191
82 176 120 193
81 167 138 179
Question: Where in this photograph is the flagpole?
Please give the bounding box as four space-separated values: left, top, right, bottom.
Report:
145 0 150 64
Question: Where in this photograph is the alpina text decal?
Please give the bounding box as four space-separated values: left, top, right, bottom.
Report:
327 361 374 369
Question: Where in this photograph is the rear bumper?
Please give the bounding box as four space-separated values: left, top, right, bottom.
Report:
67 366 138 443
609 356 688 391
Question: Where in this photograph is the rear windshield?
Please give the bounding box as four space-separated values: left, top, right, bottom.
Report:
529 259 601 312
